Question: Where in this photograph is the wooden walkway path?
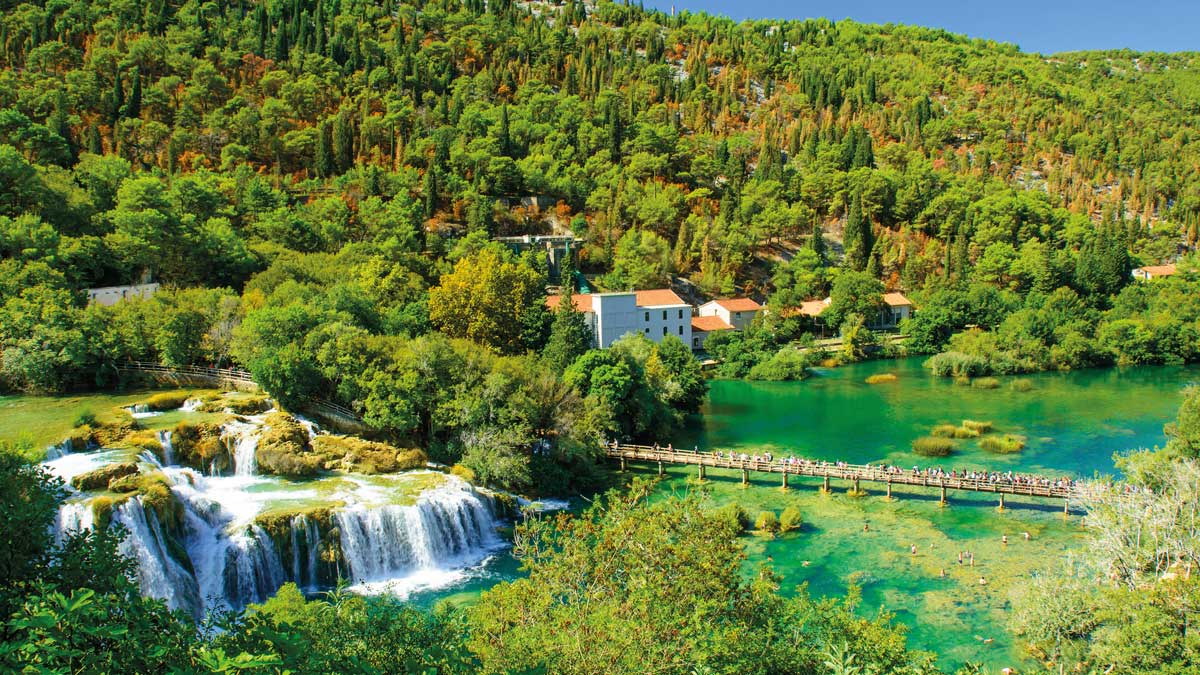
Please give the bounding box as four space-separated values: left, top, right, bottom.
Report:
605 445 1074 511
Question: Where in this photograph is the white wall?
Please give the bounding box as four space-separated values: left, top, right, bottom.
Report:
86 283 160 307
594 293 692 348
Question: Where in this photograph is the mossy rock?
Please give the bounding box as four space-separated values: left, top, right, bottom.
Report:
92 411 137 447
91 495 127 530
449 463 476 483
71 463 140 491
106 471 183 532
64 426 96 452
255 413 321 478
199 393 272 415
311 435 427 475
144 392 191 411
171 422 230 473
124 430 165 459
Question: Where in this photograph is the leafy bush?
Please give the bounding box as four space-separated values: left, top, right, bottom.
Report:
926 351 990 378
931 424 961 438
779 506 802 532
712 503 751 533
754 510 779 534
979 434 1026 454
972 377 1001 389
450 464 476 483
912 436 956 457
865 373 897 384
72 409 96 428
747 346 813 381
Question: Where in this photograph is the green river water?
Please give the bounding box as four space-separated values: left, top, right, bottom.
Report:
417 357 1200 670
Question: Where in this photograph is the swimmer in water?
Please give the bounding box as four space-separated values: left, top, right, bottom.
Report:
978 576 987 585
1002 534 1008 545
1023 531 1031 541
958 551 963 564
939 568 946 578
801 560 811 567
863 522 869 532
910 544 917 555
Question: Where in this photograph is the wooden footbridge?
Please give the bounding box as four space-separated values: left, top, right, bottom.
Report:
605 444 1075 512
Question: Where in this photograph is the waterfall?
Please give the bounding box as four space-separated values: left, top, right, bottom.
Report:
221 419 260 476
335 478 499 587
181 397 202 412
44 440 73 460
157 429 175 466
111 497 202 616
289 514 322 591
54 500 94 547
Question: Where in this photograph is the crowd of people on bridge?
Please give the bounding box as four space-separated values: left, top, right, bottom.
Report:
605 440 1079 491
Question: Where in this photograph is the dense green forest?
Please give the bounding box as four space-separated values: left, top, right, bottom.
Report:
4 0 1200 413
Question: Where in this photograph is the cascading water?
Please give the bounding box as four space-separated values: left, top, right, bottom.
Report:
157 429 175 466
221 418 262 476
48 409 504 619
335 481 498 586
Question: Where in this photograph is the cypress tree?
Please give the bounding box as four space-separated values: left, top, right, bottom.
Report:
125 67 142 119
332 111 354 172
423 169 439 219
498 104 512 157
314 119 334 177
110 71 124 126
85 125 103 155
843 192 871 271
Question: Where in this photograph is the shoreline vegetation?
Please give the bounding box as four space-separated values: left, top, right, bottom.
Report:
0 0 1198 670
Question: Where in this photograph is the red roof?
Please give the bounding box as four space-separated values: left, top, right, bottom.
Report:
634 289 686 307
545 294 593 312
712 298 762 312
883 292 913 307
1139 264 1177 278
692 316 734 332
798 299 829 317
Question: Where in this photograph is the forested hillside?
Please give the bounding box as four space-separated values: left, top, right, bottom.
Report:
3 0 1200 448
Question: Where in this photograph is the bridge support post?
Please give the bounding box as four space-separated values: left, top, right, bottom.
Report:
852 477 860 494
619 457 626 473
886 480 893 501
657 461 664 477
741 468 749 487
1063 498 1069 517
997 494 1005 511
698 464 706 481
781 472 788 491
939 486 948 507
822 475 830 494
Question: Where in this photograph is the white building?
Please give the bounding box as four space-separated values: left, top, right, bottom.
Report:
1131 263 1177 281
86 283 160 307
697 298 763 331
547 289 693 349
791 292 913 331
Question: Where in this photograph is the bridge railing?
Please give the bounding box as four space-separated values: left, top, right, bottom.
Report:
605 444 1074 499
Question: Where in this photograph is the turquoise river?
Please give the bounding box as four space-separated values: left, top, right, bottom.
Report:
417 357 1200 670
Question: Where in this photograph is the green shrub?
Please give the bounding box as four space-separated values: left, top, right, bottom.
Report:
450 464 477 483
71 463 139 491
225 395 272 415
865 373 897 384
395 448 428 470
1010 379 1034 392
145 392 191 411
125 430 164 458
73 409 96 428
754 510 779 534
972 377 1001 389
926 351 989 378
912 436 956 457
712 503 751 533
779 506 802 532
954 375 971 387
979 434 1026 454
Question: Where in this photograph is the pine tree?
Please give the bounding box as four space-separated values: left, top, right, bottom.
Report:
85 125 103 155
809 222 827 263
110 71 124 126
498 104 512 157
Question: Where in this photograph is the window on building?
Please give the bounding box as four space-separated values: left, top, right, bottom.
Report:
678 325 683 335
662 310 667 320
644 311 649 322
644 327 649 333
678 309 683 319
662 326 668 336
693 337 699 347
735 311 741 319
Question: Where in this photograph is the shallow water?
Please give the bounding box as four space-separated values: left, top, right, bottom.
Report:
421 358 1199 669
